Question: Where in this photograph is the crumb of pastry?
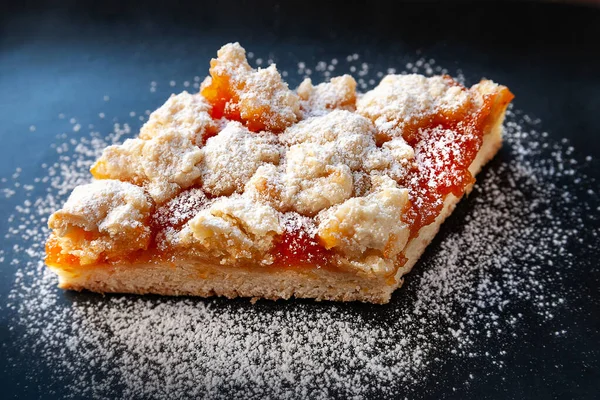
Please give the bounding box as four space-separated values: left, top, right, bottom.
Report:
356 74 470 142
317 175 410 261
201 42 301 133
180 194 282 264
47 180 153 265
139 91 218 145
297 74 357 116
200 121 280 197
91 128 204 204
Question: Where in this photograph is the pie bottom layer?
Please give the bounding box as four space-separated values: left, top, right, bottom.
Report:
48 112 505 304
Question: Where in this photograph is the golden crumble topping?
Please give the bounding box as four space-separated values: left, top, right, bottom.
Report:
47 180 153 265
356 74 470 142
283 142 354 216
297 74 357 116
180 195 282 264
200 121 280 197
47 42 513 277
139 91 217 144
91 128 204 204
317 175 410 259
200 42 301 133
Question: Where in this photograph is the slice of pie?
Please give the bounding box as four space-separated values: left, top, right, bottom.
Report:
45 43 513 304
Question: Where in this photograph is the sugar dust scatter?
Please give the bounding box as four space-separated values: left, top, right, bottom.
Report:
2 54 600 400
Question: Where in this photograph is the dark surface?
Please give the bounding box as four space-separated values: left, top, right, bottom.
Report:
0 1 599 399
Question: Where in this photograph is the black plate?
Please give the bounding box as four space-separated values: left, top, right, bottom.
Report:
1 1 599 399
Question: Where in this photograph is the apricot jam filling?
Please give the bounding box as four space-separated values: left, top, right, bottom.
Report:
400 87 514 236
273 226 334 269
46 237 81 267
201 72 241 122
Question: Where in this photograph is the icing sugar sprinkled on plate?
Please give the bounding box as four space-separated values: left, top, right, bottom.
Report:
2 53 599 399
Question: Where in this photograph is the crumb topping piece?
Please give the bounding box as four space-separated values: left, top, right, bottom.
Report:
357 74 470 142
151 188 212 250
245 158 353 218
180 195 282 264
282 110 378 173
91 128 204 204
246 111 376 216
47 180 153 265
281 110 414 177
201 42 301 133
317 175 410 263
200 121 280 197
283 143 354 216
139 91 218 145
281 110 372 149
90 91 217 204
297 74 357 116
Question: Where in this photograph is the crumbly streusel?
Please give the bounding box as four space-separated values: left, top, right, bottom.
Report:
49 42 507 276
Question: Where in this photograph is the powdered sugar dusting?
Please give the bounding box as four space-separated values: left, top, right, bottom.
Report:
3 51 599 399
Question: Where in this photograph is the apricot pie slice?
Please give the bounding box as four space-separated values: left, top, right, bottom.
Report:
45 43 513 303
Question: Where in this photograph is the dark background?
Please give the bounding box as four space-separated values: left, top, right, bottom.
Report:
1 0 599 399
1 0 600 168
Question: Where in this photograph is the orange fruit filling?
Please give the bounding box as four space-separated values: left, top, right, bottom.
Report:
45 237 81 267
273 226 334 268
